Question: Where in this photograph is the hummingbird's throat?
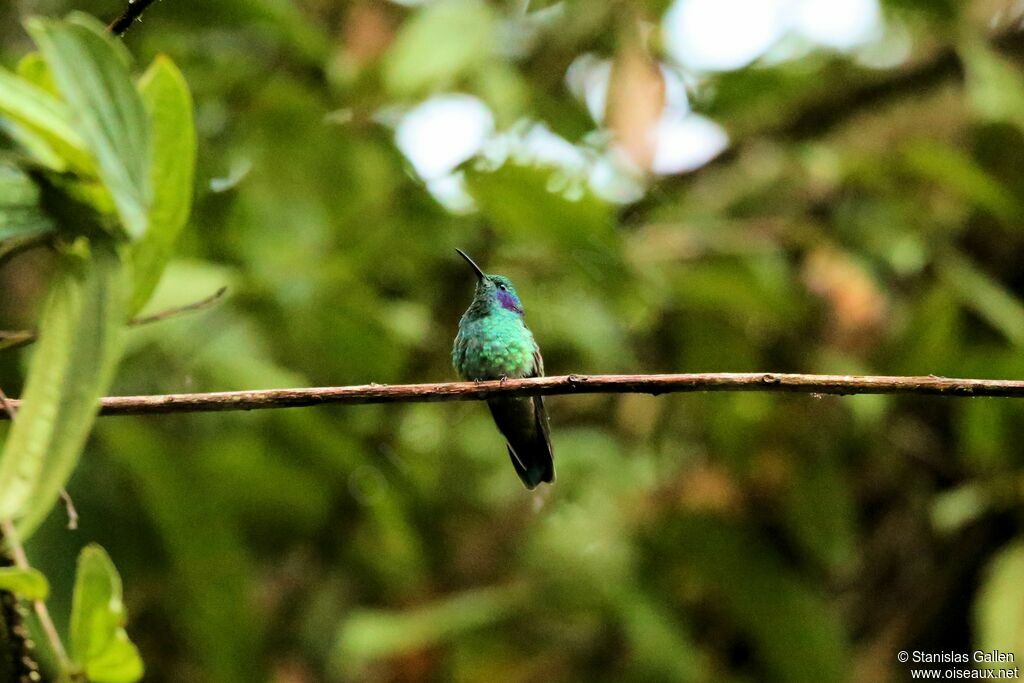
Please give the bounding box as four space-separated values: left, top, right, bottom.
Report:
496 289 523 314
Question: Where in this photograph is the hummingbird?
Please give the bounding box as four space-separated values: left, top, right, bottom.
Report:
452 249 555 489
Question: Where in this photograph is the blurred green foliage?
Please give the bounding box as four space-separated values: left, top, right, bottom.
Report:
0 12 193 681
2 0 1024 681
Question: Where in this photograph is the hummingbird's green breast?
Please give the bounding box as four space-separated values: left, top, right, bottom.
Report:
453 310 537 380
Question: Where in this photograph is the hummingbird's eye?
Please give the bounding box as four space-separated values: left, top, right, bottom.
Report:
497 283 507 291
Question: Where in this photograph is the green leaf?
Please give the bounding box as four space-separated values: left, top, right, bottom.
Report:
2 51 71 170
0 240 125 539
157 0 329 64
932 483 990 534
678 517 850 683
0 163 53 243
99 422 261 682
333 585 521 675
0 566 49 600
0 118 66 172
383 0 495 96
962 40 1024 132
27 13 151 239
615 588 702 680
70 544 144 683
0 66 91 171
129 56 196 314
939 254 1024 348
16 52 59 95
902 141 1019 221
975 540 1024 668
783 454 856 571
473 63 529 124
465 163 616 253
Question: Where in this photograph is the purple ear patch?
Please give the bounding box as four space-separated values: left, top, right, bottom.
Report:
497 289 523 314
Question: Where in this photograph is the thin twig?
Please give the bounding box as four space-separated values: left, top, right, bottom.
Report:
0 287 228 352
129 286 227 327
0 386 16 421
59 490 78 531
108 0 162 36
0 331 35 352
0 373 1021 419
0 389 72 672
0 520 71 674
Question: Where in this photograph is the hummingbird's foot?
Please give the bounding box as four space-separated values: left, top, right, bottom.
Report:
499 375 509 385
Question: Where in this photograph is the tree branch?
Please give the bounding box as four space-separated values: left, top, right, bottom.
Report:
0 287 227 352
0 373 1022 419
128 286 228 327
108 0 162 36
621 26 1024 223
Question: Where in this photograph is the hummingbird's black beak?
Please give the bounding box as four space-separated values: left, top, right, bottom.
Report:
455 248 485 281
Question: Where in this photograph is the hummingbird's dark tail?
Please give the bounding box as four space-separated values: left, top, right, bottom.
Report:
487 396 555 489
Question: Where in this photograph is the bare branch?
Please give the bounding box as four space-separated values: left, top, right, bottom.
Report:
59 489 78 531
128 286 228 327
108 0 162 36
0 386 16 421
0 373 1022 419
0 520 71 674
621 26 1024 223
0 331 35 353
0 287 227 352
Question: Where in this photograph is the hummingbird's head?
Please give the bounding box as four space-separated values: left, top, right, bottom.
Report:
485 275 524 314
456 249 525 316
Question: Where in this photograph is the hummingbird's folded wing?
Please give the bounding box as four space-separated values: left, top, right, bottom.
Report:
531 345 545 377
485 342 555 488
530 345 555 483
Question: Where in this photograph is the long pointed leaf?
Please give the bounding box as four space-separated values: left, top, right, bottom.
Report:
0 65 91 171
0 241 125 537
27 13 150 239
130 56 196 314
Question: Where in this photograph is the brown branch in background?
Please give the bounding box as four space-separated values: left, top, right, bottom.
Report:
621 26 1024 223
0 373 1021 419
129 286 228 327
108 0 162 36
755 29 1024 142
0 287 227 352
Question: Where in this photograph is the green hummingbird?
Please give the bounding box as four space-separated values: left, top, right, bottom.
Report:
452 249 555 489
